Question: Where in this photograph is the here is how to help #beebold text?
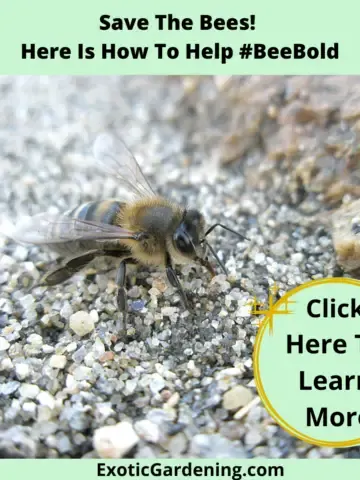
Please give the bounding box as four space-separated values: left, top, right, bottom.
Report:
21 13 339 63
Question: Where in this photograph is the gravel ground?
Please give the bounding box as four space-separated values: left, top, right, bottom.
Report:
0 75 360 459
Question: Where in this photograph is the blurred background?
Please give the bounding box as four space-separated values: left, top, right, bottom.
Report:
2 76 360 216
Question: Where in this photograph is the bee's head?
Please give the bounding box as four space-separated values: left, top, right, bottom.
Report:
172 209 206 260
172 209 249 275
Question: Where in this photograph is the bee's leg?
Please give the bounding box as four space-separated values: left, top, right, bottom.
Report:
165 253 191 310
40 251 99 286
115 259 128 330
198 257 216 278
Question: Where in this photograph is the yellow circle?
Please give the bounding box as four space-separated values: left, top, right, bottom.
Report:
253 276 360 448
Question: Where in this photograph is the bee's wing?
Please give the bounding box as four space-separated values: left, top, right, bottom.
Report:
93 133 156 199
2 213 138 246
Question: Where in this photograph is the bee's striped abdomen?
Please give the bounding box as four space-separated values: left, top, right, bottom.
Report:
47 200 127 258
67 200 124 225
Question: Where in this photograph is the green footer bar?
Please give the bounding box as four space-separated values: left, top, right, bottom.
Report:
0 459 358 479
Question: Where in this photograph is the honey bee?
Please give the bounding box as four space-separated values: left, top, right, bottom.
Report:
4 133 247 327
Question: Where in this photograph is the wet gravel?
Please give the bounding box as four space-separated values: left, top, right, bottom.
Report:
0 75 359 459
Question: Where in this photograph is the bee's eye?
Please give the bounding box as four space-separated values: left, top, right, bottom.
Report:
174 231 193 254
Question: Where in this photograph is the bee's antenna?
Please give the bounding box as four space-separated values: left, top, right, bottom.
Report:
203 240 228 276
204 223 249 241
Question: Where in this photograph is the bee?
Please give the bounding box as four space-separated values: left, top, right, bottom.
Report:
3 133 247 328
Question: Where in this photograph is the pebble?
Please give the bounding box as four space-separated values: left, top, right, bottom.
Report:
19 383 40 399
0 299 12 314
332 199 360 270
244 429 264 447
66 342 77 353
40 314 51 327
88 284 99 295
96 274 108 290
13 245 28 261
318 236 331 248
73 366 93 381
93 338 105 358
0 254 15 268
270 242 285 257
134 420 161 443
65 374 78 393
166 392 180 408
124 378 138 395
93 421 139 458
42 345 55 354
0 271 9 284
291 252 304 265
23 262 40 279
19 294 35 309
0 357 13 370
216 368 244 380
69 311 95 336
95 403 114 423
0 381 20 396
127 286 141 298
190 434 247 458
90 309 99 323
99 351 115 363
0 337 10 351
132 299 145 311
210 275 231 292
149 373 166 394
152 278 168 293
15 363 30 379
0 425 37 458
60 302 73 320
37 391 56 410
73 433 86 446
23 401 36 415
56 433 72 454
254 252 266 265
84 352 95 367
60 406 91 432
160 389 172 402
161 307 178 317
223 385 253 411
27 333 43 346
135 446 157 458
37 407 53 423
167 432 188 456
49 355 67 369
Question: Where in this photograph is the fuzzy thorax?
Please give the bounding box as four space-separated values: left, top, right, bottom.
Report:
117 196 188 267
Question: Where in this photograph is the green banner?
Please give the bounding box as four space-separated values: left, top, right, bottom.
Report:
1 459 360 478
0 0 357 74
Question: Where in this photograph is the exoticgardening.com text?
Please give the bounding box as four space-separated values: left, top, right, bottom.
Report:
97 462 285 479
